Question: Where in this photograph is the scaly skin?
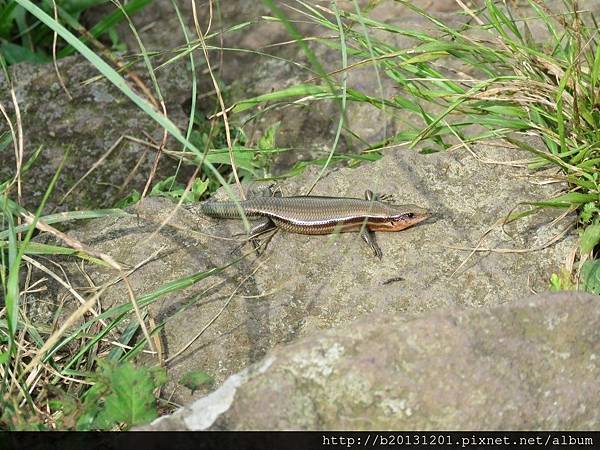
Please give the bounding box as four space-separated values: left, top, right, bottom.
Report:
201 191 430 257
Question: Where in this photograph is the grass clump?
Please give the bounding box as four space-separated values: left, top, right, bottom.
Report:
241 0 600 289
1 360 165 430
0 0 150 65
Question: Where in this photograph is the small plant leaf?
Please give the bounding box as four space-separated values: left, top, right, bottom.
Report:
114 190 141 208
548 269 573 292
76 382 110 431
549 273 562 292
581 260 600 295
580 224 600 255
0 41 50 64
258 123 280 150
150 366 168 388
203 149 258 175
580 202 600 225
179 370 213 393
150 176 208 203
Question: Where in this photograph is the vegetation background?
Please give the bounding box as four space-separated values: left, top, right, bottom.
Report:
1 0 599 429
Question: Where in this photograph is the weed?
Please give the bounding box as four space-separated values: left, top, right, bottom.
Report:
0 0 150 65
246 0 600 289
0 359 166 430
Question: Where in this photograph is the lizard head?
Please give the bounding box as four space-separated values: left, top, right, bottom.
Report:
368 205 430 232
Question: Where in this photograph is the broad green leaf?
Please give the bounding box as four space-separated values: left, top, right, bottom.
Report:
203 149 258 174
114 190 141 208
0 41 50 64
581 259 600 295
94 362 157 429
580 224 600 254
190 177 209 200
77 381 110 431
150 176 209 203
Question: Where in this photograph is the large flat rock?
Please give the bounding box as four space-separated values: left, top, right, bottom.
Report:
30 143 576 406
142 292 600 430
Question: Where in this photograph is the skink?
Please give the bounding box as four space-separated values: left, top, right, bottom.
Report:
201 189 429 258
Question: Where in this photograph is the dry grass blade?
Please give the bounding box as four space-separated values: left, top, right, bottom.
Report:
445 221 574 254
22 256 105 324
21 284 110 386
140 106 168 201
18 210 122 270
191 0 244 200
0 81 24 203
0 102 20 195
59 135 151 204
100 245 165 290
121 272 157 356
51 0 73 100
455 0 485 26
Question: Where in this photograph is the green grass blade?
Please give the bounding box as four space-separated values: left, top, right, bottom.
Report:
262 0 334 93
0 209 130 240
4 148 68 354
57 0 152 58
232 84 331 113
0 241 108 265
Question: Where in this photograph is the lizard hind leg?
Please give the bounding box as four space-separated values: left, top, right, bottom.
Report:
229 218 276 256
249 218 277 255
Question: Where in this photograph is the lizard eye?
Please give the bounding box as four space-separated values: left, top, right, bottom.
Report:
406 213 415 219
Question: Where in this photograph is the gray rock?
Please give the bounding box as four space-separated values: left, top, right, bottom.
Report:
29 143 576 406
0 55 193 211
141 292 600 430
